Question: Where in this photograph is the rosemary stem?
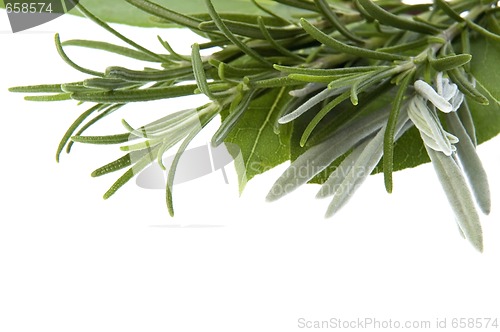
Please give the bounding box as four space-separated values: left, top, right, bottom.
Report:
428 4 490 57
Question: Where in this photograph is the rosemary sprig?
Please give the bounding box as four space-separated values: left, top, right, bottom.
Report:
9 0 499 251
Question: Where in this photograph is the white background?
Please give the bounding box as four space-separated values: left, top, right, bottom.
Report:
0 5 499 332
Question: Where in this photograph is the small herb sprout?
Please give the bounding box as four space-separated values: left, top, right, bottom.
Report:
8 0 500 251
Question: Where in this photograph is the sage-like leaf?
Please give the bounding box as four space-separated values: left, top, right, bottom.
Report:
446 112 491 214
425 147 483 252
457 99 477 146
324 126 385 217
414 80 453 113
316 139 370 199
267 106 390 202
323 107 411 216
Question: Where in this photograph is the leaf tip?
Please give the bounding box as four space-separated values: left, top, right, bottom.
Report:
103 191 112 200
385 184 393 194
471 237 484 253
265 188 281 203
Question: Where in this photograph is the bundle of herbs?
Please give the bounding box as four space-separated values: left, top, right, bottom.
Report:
7 0 500 251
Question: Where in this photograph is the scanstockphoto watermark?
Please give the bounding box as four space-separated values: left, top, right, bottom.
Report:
297 317 500 329
2 0 78 33
298 317 432 330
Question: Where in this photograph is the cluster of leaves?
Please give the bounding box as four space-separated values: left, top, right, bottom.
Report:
7 0 500 251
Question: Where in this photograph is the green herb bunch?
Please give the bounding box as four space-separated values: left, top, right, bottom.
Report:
8 0 500 251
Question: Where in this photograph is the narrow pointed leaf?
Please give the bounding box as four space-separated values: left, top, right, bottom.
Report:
198 19 302 40
56 104 103 162
257 17 305 61
24 93 73 102
447 68 489 105
466 19 500 42
434 0 464 22
313 0 364 43
430 54 472 72
54 33 104 77
383 69 413 193
300 19 408 62
357 0 440 35
71 84 197 103
92 147 152 177
9 84 64 93
105 66 194 82
204 0 271 67
72 133 133 145
212 89 258 146
73 1 168 62
62 39 163 62
103 145 160 199
192 43 215 100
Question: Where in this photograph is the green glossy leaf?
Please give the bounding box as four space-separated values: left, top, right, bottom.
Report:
58 0 308 28
0 1 307 28
222 87 294 192
466 35 500 144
